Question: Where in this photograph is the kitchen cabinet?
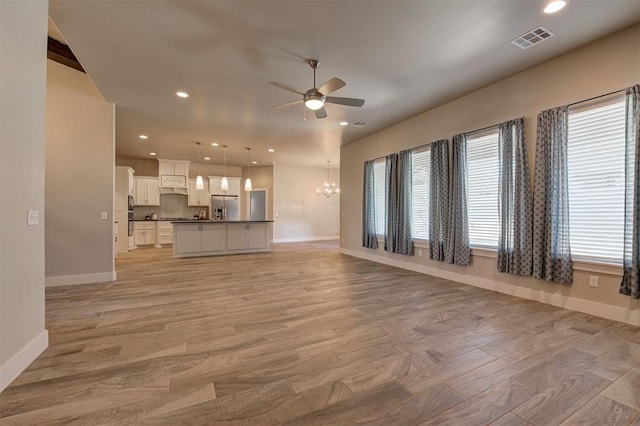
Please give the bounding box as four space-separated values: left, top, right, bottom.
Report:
133 221 156 246
115 166 135 211
158 159 189 188
174 223 226 254
188 179 210 207
227 222 269 250
127 168 135 196
134 177 160 206
156 221 173 246
209 176 241 196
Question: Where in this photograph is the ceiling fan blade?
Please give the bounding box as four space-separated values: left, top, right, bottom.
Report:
314 107 327 119
325 96 365 107
269 81 305 96
273 99 303 109
318 77 346 95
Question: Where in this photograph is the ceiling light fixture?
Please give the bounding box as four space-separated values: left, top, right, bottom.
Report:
221 145 229 192
176 91 189 98
195 142 204 190
544 0 567 13
339 121 348 126
211 142 219 147
304 93 325 111
204 156 210 161
139 134 148 139
317 161 340 198
244 147 252 192
150 152 157 156
268 148 275 153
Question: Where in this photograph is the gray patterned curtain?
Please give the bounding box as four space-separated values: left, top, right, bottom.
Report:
532 106 572 284
362 159 379 249
497 118 533 275
620 84 640 298
395 150 413 255
430 140 449 261
445 134 470 265
385 154 399 252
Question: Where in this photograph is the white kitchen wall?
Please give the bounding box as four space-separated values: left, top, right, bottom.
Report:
45 60 115 286
273 164 339 242
0 0 48 393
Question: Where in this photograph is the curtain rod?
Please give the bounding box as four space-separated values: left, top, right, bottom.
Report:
567 88 625 107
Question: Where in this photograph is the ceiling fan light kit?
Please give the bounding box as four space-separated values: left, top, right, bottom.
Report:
269 59 364 119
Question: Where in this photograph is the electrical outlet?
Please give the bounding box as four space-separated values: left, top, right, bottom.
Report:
418 249 423 257
589 275 599 288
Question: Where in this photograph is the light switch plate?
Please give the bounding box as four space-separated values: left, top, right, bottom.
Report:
27 210 39 226
101 211 109 220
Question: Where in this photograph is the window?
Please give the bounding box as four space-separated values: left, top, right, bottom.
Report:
567 98 626 263
466 130 500 248
373 159 386 235
411 148 431 240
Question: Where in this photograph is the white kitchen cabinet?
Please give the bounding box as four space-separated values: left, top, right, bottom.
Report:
209 176 241 196
174 223 226 254
158 159 189 189
127 168 135 196
227 222 269 250
133 221 156 246
134 177 160 206
115 166 135 211
188 179 210 207
156 221 173 246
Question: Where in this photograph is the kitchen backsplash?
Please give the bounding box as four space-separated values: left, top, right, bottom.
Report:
133 194 208 219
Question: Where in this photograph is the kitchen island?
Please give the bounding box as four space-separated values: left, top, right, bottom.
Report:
172 220 273 257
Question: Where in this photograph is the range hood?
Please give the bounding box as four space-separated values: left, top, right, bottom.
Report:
158 159 189 194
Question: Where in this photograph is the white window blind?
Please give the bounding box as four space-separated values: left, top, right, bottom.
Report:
411 148 430 240
567 98 626 263
373 159 386 236
466 131 500 248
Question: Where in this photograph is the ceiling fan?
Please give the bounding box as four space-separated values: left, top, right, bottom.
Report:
269 59 365 119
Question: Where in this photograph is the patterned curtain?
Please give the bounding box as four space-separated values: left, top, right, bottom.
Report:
497 118 533 275
445 134 470 266
395 150 413 255
430 140 449 261
532 106 572 284
385 154 399 252
620 84 640 298
362 159 378 249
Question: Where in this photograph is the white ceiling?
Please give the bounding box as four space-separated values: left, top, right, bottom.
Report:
49 0 639 168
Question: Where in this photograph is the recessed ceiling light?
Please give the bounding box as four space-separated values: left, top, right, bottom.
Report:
339 121 348 126
176 91 189 98
150 152 157 156
204 157 210 160
268 148 275 153
139 134 148 140
251 161 258 164
211 142 219 147
544 0 566 14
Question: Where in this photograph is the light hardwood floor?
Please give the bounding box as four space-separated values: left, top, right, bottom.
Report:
1 241 640 425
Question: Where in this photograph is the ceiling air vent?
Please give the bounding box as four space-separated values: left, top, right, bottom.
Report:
511 26 554 49
352 121 367 127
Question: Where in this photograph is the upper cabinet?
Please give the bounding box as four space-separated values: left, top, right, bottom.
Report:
134 177 160 206
188 179 210 207
209 176 241 196
158 159 189 189
115 166 135 210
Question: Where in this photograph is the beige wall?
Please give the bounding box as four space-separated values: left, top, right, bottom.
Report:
341 24 640 324
273 164 340 242
0 0 48 392
45 60 115 283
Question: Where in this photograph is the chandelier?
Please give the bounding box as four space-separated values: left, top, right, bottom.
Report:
317 160 340 198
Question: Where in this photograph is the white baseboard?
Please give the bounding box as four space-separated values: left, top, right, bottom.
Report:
0 330 48 393
273 236 339 243
45 271 116 287
340 248 640 327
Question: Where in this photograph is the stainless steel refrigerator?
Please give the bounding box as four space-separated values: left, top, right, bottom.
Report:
211 195 239 220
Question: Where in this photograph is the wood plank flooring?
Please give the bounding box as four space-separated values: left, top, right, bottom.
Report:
2 241 640 425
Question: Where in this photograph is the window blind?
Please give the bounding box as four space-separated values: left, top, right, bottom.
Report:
411 148 430 240
373 159 386 236
567 98 626 263
467 131 500 248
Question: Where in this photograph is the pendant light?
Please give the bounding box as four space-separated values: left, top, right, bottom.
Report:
244 147 252 192
220 144 229 192
317 160 339 198
195 142 204 190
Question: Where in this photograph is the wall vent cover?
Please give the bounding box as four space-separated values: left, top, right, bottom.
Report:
352 121 367 127
511 26 554 49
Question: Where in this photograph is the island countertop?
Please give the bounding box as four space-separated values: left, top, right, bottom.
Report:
172 220 272 257
170 220 274 224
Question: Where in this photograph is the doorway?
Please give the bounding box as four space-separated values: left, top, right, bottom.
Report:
249 189 267 221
